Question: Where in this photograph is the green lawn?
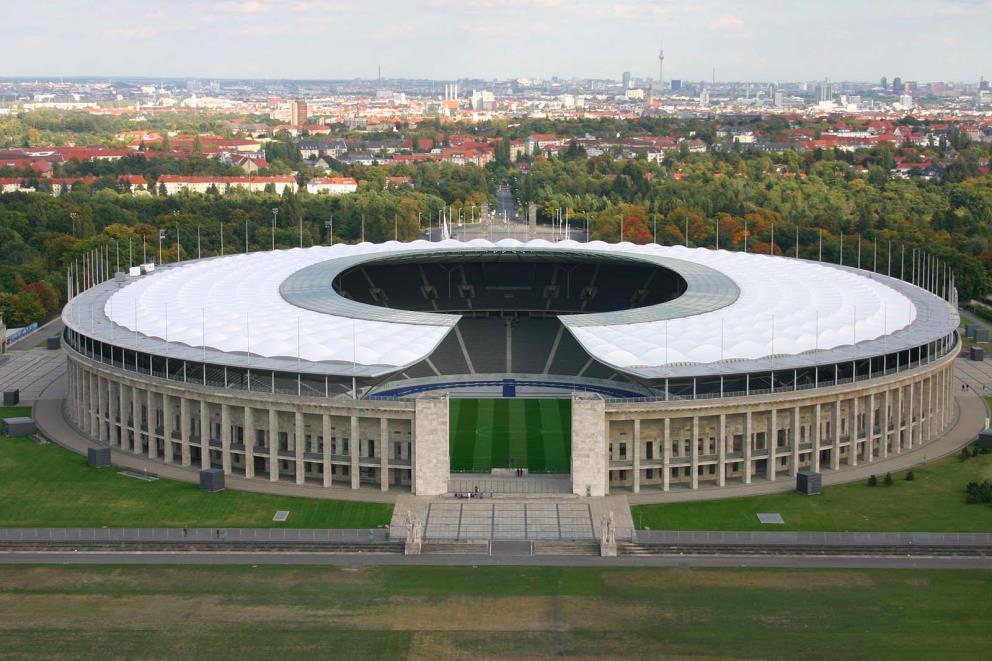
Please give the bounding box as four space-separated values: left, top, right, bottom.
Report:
0 406 392 528
1 565 989 659
449 398 571 473
633 450 992 532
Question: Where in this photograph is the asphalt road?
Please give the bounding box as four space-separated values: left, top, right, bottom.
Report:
2 551 990 569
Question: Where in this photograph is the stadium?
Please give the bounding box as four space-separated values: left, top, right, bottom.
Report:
62 239 959 498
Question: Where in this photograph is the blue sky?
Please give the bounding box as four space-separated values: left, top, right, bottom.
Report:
5 0 990 82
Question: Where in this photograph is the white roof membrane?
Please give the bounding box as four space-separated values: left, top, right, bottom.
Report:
101 239 918 370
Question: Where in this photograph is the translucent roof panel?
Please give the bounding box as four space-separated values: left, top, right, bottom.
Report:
102 240 919 371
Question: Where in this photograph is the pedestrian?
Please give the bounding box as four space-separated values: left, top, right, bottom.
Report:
182 527 188 538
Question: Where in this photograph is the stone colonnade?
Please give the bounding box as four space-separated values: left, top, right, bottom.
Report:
592 351 957 495
66 353 432 492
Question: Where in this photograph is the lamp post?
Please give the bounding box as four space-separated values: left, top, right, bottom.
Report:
172 209 180 262
325 218 333 246
158 229 165 265
271 208 279 250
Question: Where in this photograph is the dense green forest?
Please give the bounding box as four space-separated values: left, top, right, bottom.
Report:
1 115 991 328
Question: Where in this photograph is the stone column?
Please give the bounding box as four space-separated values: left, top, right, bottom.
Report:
831 399 841 470
119 382 129 450
690 415 699 489
199 399 210 469
350 415 361 489
880 390 889 459
924 376 933 442
180 397 191 466
894 385 903 453
414 396 452 496
717 414 726 487
906 381 918 448
96 377 107 443
85 371 96 436
162 394 173 464
380 417 390 492
146 388 156 460
268 408 279 482
866 393 875 464
767 409 777 481
848 396 859 466
322 413 332 487
662 418 671 491
812 403 821 473
632 419 641 493
132 385 143 456
244 406 255 478
743 411 752 484
294 410 305 485
790 405 800 477
221 403 232 475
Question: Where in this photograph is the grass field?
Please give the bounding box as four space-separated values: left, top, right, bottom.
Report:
1 565 989 659
449 398 570 473
633 450 992 532
0 406 392 528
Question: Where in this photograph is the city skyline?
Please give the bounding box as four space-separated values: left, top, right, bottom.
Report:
5 0 991 82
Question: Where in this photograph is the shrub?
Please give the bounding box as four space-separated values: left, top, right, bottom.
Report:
965 480 992 504
906 470 915 481
867 474 878 487
883 472 893 486
961 448 972 461
972 445 980 458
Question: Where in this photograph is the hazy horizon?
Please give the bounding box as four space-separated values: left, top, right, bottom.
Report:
5 1 991 83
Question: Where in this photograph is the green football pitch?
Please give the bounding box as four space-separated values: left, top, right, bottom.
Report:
449 399 571 473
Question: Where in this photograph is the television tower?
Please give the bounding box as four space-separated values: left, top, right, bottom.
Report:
657 42 664 87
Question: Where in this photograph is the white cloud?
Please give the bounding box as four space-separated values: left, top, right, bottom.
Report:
710 14 746 32
215 0 271 14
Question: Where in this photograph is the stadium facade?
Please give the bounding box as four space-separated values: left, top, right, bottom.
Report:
62 240 959 498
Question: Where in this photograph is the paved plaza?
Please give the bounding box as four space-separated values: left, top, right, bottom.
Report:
423 501 596 540
0 348 66 404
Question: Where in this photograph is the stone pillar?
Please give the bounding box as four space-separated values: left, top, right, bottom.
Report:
866 393 875 464
380 417 390 492
221 403 232 475
880 390 889 459
294 410 305 485
662 417 671 491
244 406 255 478
690 415 699 489
146 388 156 460
162 394 173 464
767 409 777 481
849 396 859 466
812 403 821 473
743 411 752 484
790 405 800 477
414 396 451 496
119 382 129 450
322 413 332 487
96 377 107 443
86 372 96 437
924 376 932 442
907 381 915 448
199 399 210 469
268 408 279 482
350 415 361 489
179 397 191 466
894 385 903 453
632 419 641 493
717 414 726 487
831 399 841 470
132 385 143 457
